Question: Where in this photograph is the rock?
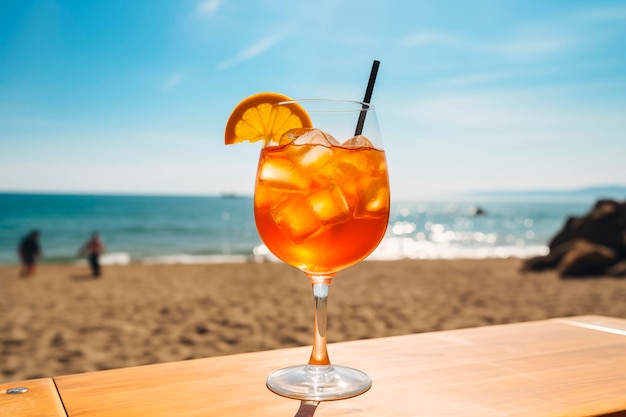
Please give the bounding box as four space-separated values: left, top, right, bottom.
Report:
549 199 626 258
557 240 617 278
469 206 486 216
521 241 575 271
606 260 626 278
523 199 626 277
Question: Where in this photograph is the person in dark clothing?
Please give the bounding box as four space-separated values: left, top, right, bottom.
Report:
18 230 42 277
78 232 106 277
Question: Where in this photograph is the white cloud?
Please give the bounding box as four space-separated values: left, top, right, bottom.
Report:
217 33 286 69
426 71 519 88
402 30 464 48
379 87 626 197
162 73 185 90
197 0 221 15
575 4 626 21
402 29 573 60
497 35 573 58
383 85 626 146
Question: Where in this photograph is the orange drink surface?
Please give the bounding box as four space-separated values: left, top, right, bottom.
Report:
254 128 390 275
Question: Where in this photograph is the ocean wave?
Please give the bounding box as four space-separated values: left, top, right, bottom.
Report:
29 242 552 267
74 252 132 266
141 254 256 265
251 238 549 263
367 237 549 260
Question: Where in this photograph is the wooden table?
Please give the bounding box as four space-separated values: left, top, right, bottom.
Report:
2 315 626 417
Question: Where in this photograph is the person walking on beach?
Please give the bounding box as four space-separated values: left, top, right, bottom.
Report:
18 229 42 277
79 232 106 278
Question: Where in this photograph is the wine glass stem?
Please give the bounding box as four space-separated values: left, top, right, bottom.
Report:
308 276 333 366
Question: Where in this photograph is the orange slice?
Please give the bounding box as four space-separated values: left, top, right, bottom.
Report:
224 92 312 145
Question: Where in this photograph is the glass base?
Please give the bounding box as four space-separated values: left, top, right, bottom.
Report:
266 364 372 401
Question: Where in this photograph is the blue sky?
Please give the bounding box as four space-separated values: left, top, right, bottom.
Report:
1 0 625 200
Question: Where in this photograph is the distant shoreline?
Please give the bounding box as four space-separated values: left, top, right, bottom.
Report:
1 184 625 201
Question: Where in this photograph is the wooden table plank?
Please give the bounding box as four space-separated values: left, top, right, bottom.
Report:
554 315 626 336
53 316 626 417
0 378 67 417
55 347 306 417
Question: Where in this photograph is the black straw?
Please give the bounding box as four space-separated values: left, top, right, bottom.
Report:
354 60 380 136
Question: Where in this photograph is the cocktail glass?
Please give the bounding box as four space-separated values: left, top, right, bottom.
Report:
254 99 390 401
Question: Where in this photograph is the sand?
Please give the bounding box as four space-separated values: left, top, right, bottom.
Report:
2 259 626 383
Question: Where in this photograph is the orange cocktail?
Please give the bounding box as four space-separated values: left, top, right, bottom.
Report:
254 132 389 275
225 93 388 401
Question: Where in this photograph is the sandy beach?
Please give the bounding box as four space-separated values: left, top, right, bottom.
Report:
2 258 626 383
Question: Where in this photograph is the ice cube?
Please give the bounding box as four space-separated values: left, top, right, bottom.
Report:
279 128 312 146
307 182 350 225
281 128 340 169
354 177 390 219
338 146 383 177
315 160 359 205
285 144 335 170
292 128 339 146
271 193 321 243
342 135 374 148
258 154 309 190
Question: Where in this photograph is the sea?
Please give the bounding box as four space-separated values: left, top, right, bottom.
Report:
0 192 615 266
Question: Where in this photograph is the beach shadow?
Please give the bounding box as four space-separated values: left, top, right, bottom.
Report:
70 274 97 282
293 401 319 417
